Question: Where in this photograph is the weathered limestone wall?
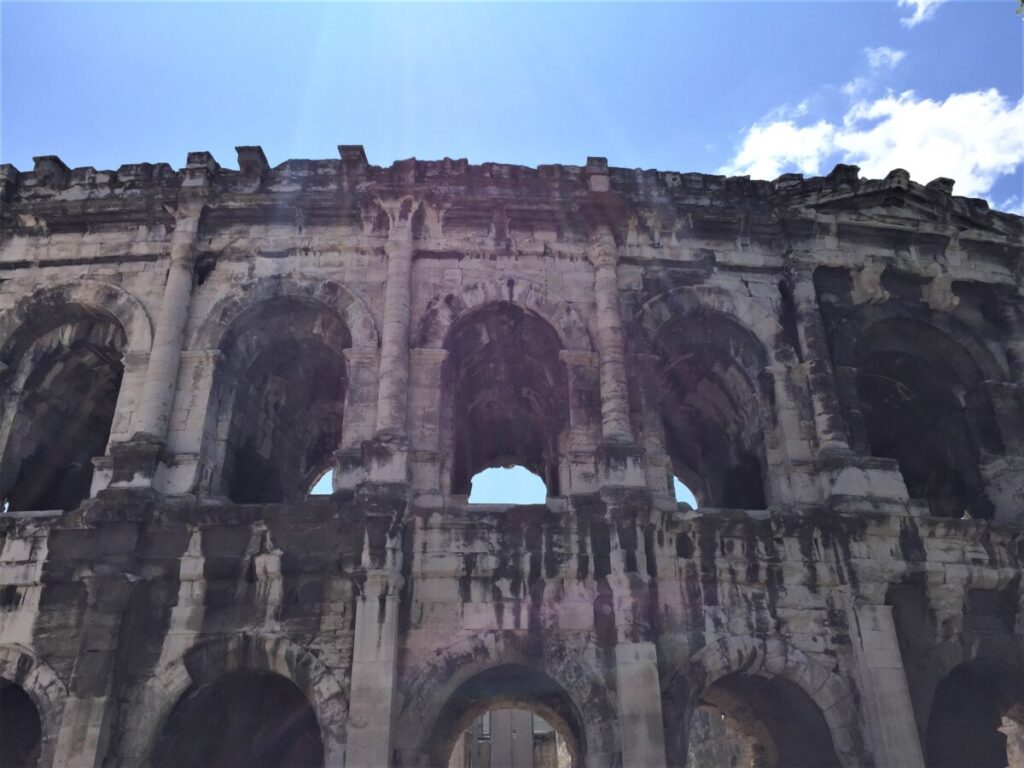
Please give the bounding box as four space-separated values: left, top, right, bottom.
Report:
0 149 1022 767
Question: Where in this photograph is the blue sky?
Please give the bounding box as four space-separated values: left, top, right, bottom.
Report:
2 1 1021 210
2 1 1020 506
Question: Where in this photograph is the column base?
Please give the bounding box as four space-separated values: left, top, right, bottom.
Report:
596 440 646 488
107 434 164 488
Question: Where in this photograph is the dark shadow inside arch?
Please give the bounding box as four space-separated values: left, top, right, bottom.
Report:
153 670 324 768
427 665 584 768
216 297 350 504
851 318 999 519
0 679 42 767
925 661 1015 768
442 303 568 497
0 306 125 511
651 312 768 510
688 672 841 768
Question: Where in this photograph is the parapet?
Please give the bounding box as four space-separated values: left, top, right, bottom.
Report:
0 147 1020 249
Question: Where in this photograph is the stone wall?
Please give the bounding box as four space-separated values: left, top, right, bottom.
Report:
0 148 1022 767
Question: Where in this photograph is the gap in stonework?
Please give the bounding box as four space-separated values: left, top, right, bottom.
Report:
468 466 547 505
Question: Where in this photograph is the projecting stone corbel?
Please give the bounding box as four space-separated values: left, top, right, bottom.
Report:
235 145 269 185
922 272 960 312
32 155 70 189
851 262 890 305
585 156 610 192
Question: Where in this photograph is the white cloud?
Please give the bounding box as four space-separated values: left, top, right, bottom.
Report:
1000 196 1024 216
836 90 1024 198
898 0 948 28
865 46 907 70
841 48 906 101
720 120 836 180
842 77 870 99
721 88 1024 203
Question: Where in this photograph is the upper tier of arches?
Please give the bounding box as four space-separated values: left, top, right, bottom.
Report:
0 261 1018 519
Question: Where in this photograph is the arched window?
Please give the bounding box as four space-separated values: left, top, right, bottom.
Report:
0 679 42 767
652 311 768 510
442 303 568 498
852 319 999 518
0 306 126 511
688 672 840 768
468 465 547 505
215 298 349 504
154 671 324 768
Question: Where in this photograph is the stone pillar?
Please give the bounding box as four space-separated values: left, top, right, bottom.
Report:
374 222 414 440
345 530 404 768
592 245 633 443
605 494 668 768
613 639 668 768
117 153 215 484
335 348 380 490
134 210 201 441
789 270 851 456
851 603 925 768
367 214 415 484
51 519 141 768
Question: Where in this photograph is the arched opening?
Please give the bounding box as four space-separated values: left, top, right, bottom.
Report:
215 298 349 504
468 465 547 505
308 468 334 496
0 679 42 767
427 665 584 768
442 303 568 497
687 672 841 768
153 670 324 768
0 306 126 511
652 312 768 510
853 319 998 519
926 661 1020 768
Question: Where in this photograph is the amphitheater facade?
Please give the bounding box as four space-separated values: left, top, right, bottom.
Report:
0 147 1022 768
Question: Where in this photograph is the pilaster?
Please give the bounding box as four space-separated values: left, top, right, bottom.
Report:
345 489 406 768
850 603 926 768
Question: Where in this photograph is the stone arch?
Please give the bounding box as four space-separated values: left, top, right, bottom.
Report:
828 302 1007 381
189 274 379 353
632 287 778 509
394 634 618 767
118 632 347 768
632 285 785 365
680 636 860 767
0 280 152 363
0 644 68 768
834 307 1009 519
438 300 571 496
925 657 1024 768
0 283 144 511
415 275 594 353
196 277 372 502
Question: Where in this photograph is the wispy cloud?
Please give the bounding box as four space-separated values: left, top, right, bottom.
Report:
898 0 948 28
721 89 1024 205
865 46 907 70
841 47 907 100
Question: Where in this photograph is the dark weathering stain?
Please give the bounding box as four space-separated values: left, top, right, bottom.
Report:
459 553 476 604
899 518 927 563
697 526 719 607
